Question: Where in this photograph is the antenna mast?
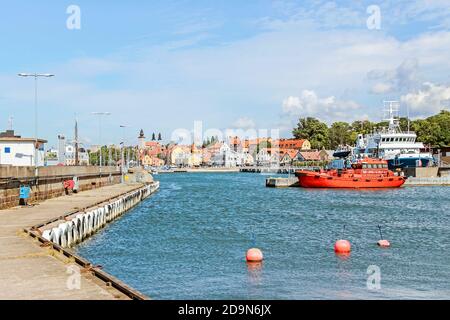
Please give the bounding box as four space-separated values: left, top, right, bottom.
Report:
74 115 79 166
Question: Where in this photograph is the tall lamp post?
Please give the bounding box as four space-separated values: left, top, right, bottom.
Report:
120 125 128 183
18 73 54 174
91 112 111 170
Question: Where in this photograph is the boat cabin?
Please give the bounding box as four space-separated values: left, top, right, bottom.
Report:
351 158 389 170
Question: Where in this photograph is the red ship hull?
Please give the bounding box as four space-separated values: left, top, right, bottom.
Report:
296 171 406 188
296 158 406 189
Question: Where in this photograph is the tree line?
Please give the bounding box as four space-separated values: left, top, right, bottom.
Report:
293 110 450 150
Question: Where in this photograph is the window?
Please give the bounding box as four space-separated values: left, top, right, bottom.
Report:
4 147 11 154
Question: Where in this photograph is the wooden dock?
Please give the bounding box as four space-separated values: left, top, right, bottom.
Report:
0 183 151 300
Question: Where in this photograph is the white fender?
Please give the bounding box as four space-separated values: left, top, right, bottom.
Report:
58 223 69 248
100 207 106 227
51 227 61 245
93 209 100 231
66 221 74 247
92 209 97 231
71 219 80 244
42 229 52 242
83 214 90 239
87 211 94 235
103 205 109 224
75 214 84 241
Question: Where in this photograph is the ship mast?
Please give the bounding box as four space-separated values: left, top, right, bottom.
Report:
383 100 401 134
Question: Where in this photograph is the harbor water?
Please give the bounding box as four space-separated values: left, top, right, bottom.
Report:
76 173 450 299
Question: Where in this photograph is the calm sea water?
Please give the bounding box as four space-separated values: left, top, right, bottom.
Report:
76 173 450 300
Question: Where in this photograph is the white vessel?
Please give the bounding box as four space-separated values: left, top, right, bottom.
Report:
354 101 434 169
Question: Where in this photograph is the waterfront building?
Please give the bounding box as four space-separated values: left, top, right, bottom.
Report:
57 134 66 164
205 141 223 155
0 130 47 166
45 134 90 166
201 149 213 166
168 145 201 167
45 148 59 166
296 150 329 162
279 149 300 166
144 141 162 157
228 136 243 153
210 142 253 167
244 138 273 156
256 147 281 166
64 145 90 166
273 138 311 150
142 154 164 167
212 143 238 167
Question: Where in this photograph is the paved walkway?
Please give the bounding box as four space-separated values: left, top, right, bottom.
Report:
0 183 142 300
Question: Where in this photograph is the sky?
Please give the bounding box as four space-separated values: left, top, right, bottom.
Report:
1 0 450 148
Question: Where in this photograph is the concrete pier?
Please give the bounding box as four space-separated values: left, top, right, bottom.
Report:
404 176 450 186
266 177 299 188
0 182 156 300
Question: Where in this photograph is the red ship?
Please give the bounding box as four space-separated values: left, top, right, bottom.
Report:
296 158 406 188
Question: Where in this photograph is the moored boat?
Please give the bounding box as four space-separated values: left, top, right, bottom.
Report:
296 158 406 188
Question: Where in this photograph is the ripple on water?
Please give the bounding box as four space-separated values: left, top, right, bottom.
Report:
76 173 450 299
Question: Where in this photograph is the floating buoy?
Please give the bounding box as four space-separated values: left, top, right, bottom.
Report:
377 239 391 247
334 240 351 254
334 225 351 254
246 248 263 262
377 225 391 248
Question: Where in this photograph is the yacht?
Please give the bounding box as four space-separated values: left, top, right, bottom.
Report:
354 101 435 169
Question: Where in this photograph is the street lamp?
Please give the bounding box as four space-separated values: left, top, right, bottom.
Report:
120 125 128 183
18 73 54 173
91 112 111 169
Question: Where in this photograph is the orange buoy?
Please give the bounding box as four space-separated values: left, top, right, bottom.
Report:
246 248 263 262
334 240 351 254
377 239 391 248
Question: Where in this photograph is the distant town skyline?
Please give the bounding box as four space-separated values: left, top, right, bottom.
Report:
1 1 450 148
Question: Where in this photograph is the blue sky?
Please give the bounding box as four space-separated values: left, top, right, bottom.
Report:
1 0 450 147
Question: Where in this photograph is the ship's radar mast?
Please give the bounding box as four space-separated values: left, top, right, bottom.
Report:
383 101 401 133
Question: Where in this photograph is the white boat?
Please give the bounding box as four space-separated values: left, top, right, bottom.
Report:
354 101 435 169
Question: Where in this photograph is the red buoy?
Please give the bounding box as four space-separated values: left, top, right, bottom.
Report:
377 239 391 248
334 240 351 254
246 248 263 262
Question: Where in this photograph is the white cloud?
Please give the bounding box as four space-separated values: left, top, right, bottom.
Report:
232 117 256 130
282 90 361 123
370 83 394 94
401 82 450 117
368 59 420 94
3 1 450 143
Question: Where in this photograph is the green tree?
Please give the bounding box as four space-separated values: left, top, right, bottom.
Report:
351 120 375 135
412 110 450 147
329 122 352 149
293 117 329 149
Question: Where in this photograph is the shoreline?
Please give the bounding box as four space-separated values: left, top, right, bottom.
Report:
0 182 159 300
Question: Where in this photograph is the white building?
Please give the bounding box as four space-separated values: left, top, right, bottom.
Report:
212 143 253 167
256 148 280 166
64 145 90 166
0 130 46 166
